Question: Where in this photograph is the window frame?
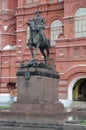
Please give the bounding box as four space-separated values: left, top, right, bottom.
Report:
75 8 86 38
50 20 63 46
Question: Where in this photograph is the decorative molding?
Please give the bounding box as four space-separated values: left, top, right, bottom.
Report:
63 16 74 20
16 30 26 32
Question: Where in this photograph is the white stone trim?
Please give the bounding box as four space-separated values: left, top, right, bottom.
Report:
1 77 16 79
59 99 72 108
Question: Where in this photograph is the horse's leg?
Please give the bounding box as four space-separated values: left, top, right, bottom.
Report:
45 47 49 65
33 42 40 59
46 40 50 63
46 47 49 62
27 42 34 60
40 48 47 64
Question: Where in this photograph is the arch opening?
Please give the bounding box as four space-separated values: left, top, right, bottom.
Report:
73 78 86 101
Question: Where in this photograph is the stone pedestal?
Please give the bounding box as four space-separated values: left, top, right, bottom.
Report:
11 66 64 114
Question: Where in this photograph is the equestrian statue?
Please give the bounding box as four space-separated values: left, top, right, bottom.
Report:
27 10 50 65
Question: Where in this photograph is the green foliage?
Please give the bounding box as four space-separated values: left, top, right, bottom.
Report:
80 120 86 125
0 106 10 109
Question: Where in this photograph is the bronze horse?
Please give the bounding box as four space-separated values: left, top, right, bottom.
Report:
27 19 50 64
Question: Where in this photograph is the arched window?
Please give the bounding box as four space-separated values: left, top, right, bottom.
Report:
27 0 38 5
75 8 86 38
27 0 31 3
26 26 30 44
50 0 55 3
50 0 63 3
34 0 38 5
27 0 32 6
50 20 62 46
2 0 5 10
0 32 1 49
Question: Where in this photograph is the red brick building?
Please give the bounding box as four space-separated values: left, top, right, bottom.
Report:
0 0 86 107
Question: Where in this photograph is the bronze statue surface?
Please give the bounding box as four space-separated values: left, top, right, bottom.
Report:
27 10 50 64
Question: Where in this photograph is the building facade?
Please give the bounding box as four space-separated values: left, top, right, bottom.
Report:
0 0 86 107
